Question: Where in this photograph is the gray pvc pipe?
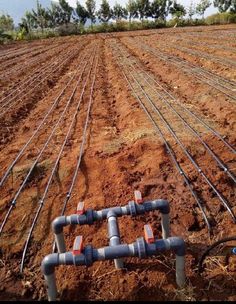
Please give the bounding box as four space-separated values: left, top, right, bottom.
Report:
107 211 124 269
52 199 170 253
55 232 66 254
42 236 185 301
176 255 186 288
161 213 170 239
111 236 124 269
44 273 57 301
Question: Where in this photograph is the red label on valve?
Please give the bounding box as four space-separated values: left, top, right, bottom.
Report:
144 224 155 244
77 201 85 215
73 236 84 255
134 190 143 204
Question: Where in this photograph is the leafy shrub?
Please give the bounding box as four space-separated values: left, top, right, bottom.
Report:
167 18 206 27
0 29 13 44
56 23 84 36
206 12 236 25
16 28 27 41
85 19 167 34
16 29 58 41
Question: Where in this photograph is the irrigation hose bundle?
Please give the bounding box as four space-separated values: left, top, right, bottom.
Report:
198 236 236 274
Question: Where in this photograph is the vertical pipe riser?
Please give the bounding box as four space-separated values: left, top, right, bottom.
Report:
44 273 57 302
55 232 66 253
161 214 170 239
175 255 186 288
107 214 124 269
110 236 124 269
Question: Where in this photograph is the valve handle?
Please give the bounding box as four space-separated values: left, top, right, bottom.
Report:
134 190 143 204
144 224 155 244
73 236 84 255
77 201 85 215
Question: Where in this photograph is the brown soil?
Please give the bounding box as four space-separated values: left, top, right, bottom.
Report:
0 25 235 301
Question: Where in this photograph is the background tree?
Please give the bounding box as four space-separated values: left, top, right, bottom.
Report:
230 0 236 12
74 1 88 25
170 1 186 19
0 14 14 32
151 0 173 21
136 0 151 21
112 3 128 22
126 0 138 23
97 0 112 23
32 0 49 33
161 0 173 21
196 0 211 18
188 1 196 19
47 3 64 28
26 11 36 29
213 0 232 12
59 0 73 24
19 17 29 33
86 0 96 25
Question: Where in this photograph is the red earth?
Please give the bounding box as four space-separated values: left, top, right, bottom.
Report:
0 24 235 301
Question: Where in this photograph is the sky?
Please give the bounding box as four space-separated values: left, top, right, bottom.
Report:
54 0 218 17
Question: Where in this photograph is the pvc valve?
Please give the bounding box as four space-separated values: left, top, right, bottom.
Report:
73 236 84 255
144 224 155 244
77 201 85 215
134 190 143 204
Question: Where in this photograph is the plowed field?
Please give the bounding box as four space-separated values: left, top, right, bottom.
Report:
0 24 235 301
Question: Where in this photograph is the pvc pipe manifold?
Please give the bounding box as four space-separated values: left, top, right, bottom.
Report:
42 191 186 301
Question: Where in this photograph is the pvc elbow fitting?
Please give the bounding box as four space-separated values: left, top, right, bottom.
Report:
167 237 186 256
52 216 67 234
154 199 170 214
41 253 59 276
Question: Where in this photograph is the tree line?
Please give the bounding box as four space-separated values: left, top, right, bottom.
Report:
15 0 236 33
0 0 236 34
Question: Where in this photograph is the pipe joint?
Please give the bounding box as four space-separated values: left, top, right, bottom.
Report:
153 199 170 214
66 192 70 199
142 201 153 212
107 210 117 219
86 209 94 225
84 245 93 266
128 201 137 216
41 253 59 276
166 237 186 256
52 216 67 234
136 237 147 258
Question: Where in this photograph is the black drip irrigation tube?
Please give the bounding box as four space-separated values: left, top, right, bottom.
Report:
0 51 87 189
111 45 211 234
0 43 76 110
110 40 235 225
131 57 236 155
0 49 94 236
0 45 82 118
20 48 99 272
132 37 236 102
122 48 236 184
174 44 236 68
198 236 236 273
